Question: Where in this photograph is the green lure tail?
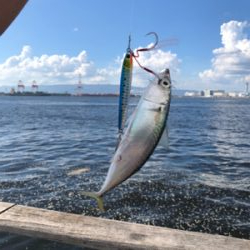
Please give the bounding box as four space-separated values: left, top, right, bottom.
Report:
81 191 105 212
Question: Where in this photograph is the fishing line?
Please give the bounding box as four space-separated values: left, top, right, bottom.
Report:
128 0 135 40
127 1 160 79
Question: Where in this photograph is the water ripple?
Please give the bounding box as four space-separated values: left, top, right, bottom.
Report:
0 96 249 249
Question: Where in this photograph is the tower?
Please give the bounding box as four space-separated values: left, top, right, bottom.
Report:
76 74 83 96
17 80 25 92
31 80 38 93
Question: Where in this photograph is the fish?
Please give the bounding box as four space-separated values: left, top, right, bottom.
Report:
82 68 172 211
117 35 133 146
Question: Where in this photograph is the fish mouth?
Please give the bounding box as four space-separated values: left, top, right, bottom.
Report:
158 68 171 82
160 68 170 74
164 68 170 74
162 68 170 78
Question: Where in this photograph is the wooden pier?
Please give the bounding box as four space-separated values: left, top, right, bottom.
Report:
0 202 249 250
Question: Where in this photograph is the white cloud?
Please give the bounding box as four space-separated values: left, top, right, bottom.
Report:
0 45 180 88
132 47 181 86
0 46 96 86
199 20 250 89
111 45 180 87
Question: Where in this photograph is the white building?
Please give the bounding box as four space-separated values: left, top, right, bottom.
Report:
204 89 212 97
238 92 246 98
212 90 226 97
228 92 238 98
184 91 200 97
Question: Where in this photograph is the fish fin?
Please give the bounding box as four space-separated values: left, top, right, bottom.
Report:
81 191 105 212
115 133 122 151
159 124 169 150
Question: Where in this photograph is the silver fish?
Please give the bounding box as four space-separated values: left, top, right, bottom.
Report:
82 68 172 211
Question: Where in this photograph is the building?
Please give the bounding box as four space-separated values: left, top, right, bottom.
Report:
184 91 200 97
203 89 213 97
228 92 238 98
212 90 226 97
10 88 15 95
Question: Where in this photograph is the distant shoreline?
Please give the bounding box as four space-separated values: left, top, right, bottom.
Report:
0 92 249 99
0 91 140 97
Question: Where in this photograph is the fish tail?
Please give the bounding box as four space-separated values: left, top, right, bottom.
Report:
81 191 105 211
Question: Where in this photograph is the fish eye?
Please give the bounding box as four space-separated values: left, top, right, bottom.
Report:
158 79 170 87
126 54 130 58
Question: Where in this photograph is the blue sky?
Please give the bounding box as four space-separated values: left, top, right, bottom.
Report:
1 0 250 91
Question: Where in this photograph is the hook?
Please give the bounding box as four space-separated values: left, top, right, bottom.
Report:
133 32 159 57
132 32 160 79
133 56 160 80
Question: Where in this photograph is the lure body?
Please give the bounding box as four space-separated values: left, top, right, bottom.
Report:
117 38 133 143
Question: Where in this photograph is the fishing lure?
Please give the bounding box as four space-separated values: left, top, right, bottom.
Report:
117 35 133 145
117 32 159 146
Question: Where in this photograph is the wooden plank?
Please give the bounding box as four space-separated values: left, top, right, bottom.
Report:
0 0 28 36
0 202 249 250
0 202 14 213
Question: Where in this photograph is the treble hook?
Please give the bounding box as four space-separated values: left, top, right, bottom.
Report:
132 32 160 79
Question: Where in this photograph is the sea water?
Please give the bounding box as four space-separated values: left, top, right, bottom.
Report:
0 96 249 249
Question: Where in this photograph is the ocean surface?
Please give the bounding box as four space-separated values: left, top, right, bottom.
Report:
0 95 249 249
